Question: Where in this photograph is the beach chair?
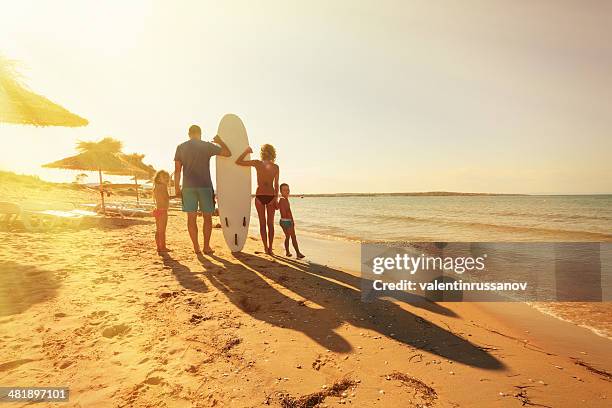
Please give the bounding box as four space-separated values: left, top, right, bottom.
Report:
78 201 153 218
169 197 182 210
31 209 88 229
0 202 21 228
1 201 98 231
102 202 154 218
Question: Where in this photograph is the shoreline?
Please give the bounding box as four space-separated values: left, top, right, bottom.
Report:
292 231 612 344
255 215 612 244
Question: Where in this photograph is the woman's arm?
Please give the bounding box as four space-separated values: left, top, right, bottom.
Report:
273 166 280 208
274 166 280 197
236 147 259 166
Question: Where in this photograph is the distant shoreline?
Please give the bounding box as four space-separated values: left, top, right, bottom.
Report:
297 192 612 197
297 192 526 197
2 171 611 196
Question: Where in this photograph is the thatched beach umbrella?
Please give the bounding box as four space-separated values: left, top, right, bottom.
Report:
0 55 88 127
109 153 156 204
42 138 138 214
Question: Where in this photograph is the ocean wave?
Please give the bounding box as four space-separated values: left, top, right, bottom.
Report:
368 214 612 240
490 211 612 222
527 302 612 341
442 220 612 239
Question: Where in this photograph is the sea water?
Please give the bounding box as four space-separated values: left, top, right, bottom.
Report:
250 194 612 339
278 195 612 242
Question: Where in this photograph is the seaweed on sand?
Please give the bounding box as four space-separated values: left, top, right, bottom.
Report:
387 371 438 407
276 378 357 408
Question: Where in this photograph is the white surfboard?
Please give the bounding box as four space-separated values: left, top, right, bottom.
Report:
216 114 251 252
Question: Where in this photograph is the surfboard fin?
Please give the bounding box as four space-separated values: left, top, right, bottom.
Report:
243 216 246 227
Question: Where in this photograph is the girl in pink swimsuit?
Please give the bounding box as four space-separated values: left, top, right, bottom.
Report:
153 170 171 253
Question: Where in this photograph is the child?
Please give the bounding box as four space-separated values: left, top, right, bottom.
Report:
153 170 171 253
277 183 305 259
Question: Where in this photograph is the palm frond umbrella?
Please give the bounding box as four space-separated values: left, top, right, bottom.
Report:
42 138 138 214
0 55 88 127
108 153 156 204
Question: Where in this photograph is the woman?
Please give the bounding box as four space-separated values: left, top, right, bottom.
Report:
236 144 279 255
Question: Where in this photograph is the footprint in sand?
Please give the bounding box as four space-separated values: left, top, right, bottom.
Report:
58 361 73 369
158 291 181 301
89 310 109 318
143 369 166 386
144 376 163 385
0 359 36 372
88 311 110 326
102 324 131 338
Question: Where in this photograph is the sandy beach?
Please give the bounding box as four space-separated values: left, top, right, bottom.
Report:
3 1 612 405
0 179 610 408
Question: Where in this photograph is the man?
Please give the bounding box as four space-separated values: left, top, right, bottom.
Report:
175 124 231 254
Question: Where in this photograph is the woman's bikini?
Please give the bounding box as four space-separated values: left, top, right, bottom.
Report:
256 195 275 205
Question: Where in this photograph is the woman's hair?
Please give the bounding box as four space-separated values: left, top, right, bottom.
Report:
153 170 170 184
260 144 276 162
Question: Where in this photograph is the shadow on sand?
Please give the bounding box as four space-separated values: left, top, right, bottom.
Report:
0 261 60 317
4 216 155 233
161 254 208 293
276 255 459 318
195 252 504 370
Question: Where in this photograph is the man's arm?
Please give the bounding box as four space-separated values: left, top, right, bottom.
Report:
213 135 231 157
174 161 182 196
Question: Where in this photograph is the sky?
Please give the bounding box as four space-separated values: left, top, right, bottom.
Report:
1 0 611 194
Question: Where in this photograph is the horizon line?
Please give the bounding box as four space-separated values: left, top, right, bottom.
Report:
294 192 612 197
1 171 610 196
